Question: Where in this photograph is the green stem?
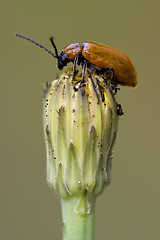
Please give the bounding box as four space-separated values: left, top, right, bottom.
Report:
61 195 96 240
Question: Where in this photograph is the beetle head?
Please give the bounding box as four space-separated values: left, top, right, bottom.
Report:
57 51 70 70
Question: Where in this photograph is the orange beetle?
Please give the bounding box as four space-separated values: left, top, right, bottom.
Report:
16 34 137 87
63 41 137 87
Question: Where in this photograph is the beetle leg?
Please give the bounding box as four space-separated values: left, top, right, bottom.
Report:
72 54 80 82
111 83 120 95
103 67 119 95
81 60 87 84
88 73 100 104
103 67 114 81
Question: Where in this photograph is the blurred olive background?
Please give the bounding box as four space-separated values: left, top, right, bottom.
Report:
1 0 160 239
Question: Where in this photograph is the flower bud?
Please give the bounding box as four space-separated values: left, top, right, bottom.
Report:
43 69 118 213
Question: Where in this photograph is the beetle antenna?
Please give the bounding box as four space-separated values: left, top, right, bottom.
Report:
15 33 57 59
50 37 59 58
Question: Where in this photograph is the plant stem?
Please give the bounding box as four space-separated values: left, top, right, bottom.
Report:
61 195 96 240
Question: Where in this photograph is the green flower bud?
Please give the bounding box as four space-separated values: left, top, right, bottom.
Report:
43 69 118 213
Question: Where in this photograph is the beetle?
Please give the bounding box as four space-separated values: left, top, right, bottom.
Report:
15 33 137 87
